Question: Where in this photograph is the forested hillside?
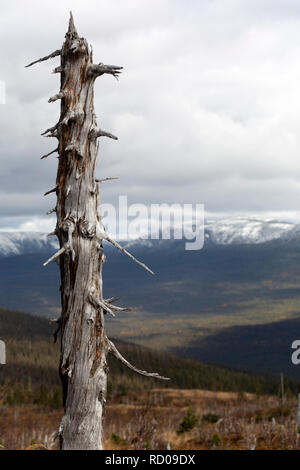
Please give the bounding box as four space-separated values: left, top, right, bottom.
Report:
0 307 299 408
1 236 300 380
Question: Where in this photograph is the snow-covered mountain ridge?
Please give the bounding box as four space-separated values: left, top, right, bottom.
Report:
204 217 294 245
0 217 298 257
0 232 58 257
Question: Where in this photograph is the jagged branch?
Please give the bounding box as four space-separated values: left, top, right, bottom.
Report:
105 297 120 304
108 339 170 380
108 303 131 312
25 49 61 68
43 246 66 267
95 177 119 183
89 295 130 316
105 235 154 275
88 63 123 79
89 295 115 317
45 131 59 139
44 186 58 196
92 128 118 140
41 124 58 136
41 147 59 160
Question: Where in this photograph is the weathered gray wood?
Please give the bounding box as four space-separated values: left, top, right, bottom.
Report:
27 11 167 451
41 147 58 160
25 49 61 68
0 340 6 365
92 128 118 140
108 339 170 380
95 176 119 183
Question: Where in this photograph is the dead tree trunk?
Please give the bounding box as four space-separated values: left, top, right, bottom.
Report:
26 13 168 450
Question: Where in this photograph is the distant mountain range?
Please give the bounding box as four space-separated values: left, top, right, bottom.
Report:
0 232 58 257
204 217 294 245
0 216 298 258
1 216 300 379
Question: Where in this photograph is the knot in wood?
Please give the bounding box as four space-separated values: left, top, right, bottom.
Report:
80 220 96 238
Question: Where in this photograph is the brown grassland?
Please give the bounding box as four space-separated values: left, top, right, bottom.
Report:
1 388 300 450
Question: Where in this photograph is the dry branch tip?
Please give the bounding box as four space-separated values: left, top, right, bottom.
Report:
105 236 154 275
44 186 58 196
25 49 61 68
41 148 59 160
89 295 116 317
108 339 170 380
43 246 66 267
95 177 119 183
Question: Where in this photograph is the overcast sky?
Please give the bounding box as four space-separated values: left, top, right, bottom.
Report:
1 0 300 231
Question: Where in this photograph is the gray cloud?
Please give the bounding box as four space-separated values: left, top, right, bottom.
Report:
1 0 300 230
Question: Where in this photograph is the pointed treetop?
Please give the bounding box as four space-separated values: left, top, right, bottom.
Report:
68 11 78 36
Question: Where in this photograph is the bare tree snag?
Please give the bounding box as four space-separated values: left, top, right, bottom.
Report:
27 12 168 450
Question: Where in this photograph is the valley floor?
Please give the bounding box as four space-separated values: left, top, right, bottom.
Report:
0 388 299 450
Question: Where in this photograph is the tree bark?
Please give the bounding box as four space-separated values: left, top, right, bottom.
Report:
27 12 168 451
54 13 110 451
